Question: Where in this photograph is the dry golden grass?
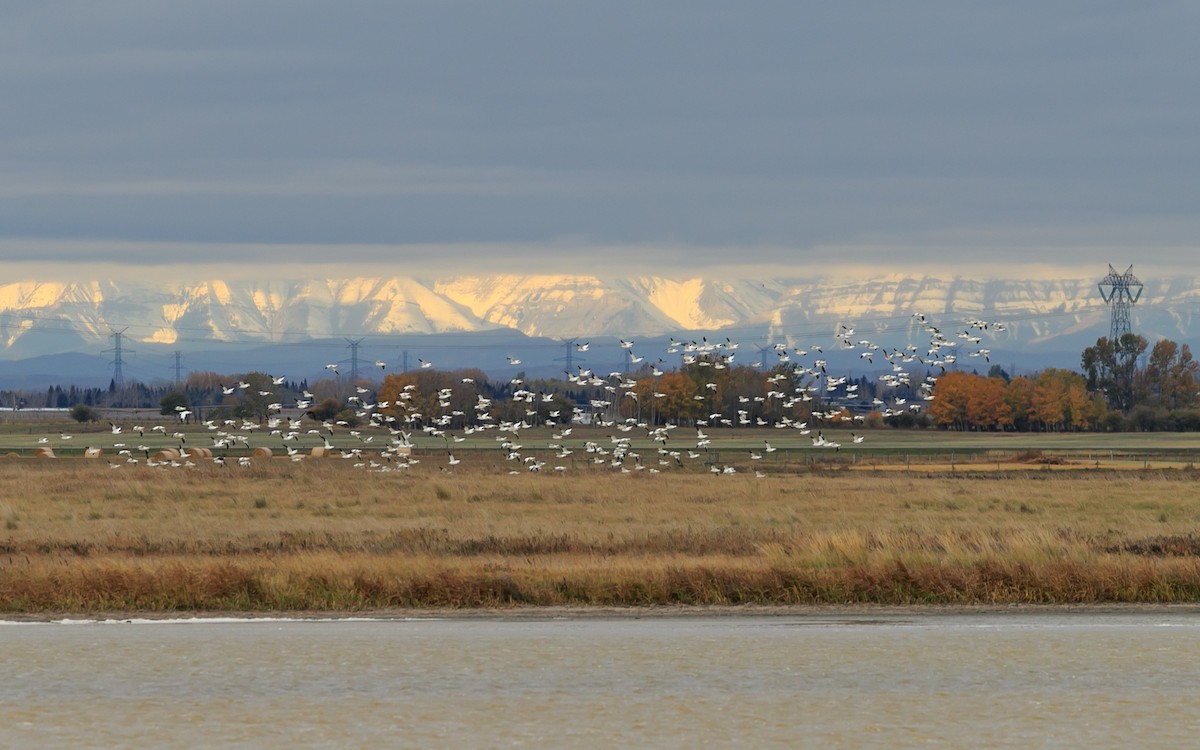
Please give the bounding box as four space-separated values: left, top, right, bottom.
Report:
3 459 1200 612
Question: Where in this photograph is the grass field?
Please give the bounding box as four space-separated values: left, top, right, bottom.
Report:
3 416 1200 459
3 423 1200 613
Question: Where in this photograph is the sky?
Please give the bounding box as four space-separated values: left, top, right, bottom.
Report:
3 1 1200 281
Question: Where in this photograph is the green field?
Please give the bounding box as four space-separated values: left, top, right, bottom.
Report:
3 416 1200 472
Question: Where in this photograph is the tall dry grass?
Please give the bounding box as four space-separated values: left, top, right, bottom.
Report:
2 460 1200 611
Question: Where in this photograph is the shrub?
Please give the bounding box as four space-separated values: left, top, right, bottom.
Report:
70 404 98 423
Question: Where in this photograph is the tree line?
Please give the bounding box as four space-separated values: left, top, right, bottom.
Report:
7 333 1200 432
930 335 1200 432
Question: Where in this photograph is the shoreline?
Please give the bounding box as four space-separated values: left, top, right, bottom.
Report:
7 601 1200 623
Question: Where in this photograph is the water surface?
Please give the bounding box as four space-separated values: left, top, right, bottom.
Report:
3 611 1198 748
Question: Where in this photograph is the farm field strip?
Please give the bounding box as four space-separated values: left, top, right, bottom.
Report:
3 420 1200 458
3 458 1200 612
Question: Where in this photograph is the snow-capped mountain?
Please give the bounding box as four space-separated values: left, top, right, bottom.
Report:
0 279 484 350
0 274 1193 383
433 276 789 337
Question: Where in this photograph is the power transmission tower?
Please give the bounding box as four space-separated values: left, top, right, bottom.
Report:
555 338 583 375
104 328 133 387
172 351 183 389
1098 264 1143 340
756 344 773 370
345 338 364 383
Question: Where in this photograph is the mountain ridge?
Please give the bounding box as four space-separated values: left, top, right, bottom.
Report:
0 274 1188 380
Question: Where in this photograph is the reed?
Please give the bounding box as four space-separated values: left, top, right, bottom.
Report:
3 460 1200 612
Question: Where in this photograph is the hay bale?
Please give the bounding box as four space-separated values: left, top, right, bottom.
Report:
33 447 55 459
83 447 103 459
154 449 180 461
252 447 273 459
310 446 331 458
188 447 213 459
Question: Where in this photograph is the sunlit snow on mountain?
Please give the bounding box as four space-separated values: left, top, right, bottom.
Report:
0 273 1193 384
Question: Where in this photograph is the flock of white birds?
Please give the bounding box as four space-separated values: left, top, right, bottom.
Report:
49 312 1004 477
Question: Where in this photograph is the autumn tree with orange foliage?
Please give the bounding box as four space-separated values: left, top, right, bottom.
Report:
652 371 703 424
927 371 973 429
931 369 1103 431
966 374 1011 430
378 369 484 429
1003 376 1035 431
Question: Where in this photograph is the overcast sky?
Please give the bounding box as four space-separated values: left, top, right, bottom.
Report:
3 1 1199 281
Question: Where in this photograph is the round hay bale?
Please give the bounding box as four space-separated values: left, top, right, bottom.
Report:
33 447 56 459
83 447 103 459
309 446 331 458
252 447 273 459
188 447 213 459
4 452 19 459
154 449 180 461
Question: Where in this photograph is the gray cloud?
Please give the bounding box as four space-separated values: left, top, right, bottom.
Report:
2 2 1198 276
